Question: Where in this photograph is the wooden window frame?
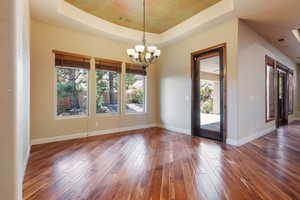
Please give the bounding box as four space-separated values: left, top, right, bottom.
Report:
265 55 276 122
125 63 147 76
95 57 122 73
53 50 91 69
288 71 294 115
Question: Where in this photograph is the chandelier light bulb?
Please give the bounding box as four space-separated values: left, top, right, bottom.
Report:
145 53 151 59
127 49 135 56
133 52 139 59
154 49 161 56
135 45 145 53
147 46 157 53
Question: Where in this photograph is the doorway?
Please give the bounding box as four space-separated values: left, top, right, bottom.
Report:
276 64 289 127
191 44 226 142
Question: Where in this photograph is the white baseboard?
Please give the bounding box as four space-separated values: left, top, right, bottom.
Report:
31 123 280 147
31 124 158 145
31 132 88 145
88 124 158 137
289 117 300 123
157 124 191 135
226 126 276 146
157 123 277 147
226 138 239 146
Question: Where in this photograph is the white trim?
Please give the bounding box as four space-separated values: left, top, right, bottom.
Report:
226 126 276 146
88 124 157 137
158 124 191 135
22 144 31 186
31 124 158 145
31 132 87 145
289 117 300 123
24 145 31 175
30 124 283 146
95 112 121 118
226 138 239 146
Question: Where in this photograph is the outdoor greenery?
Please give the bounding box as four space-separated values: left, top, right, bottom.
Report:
96 70 119 113
200 80 214 113
56 67 88 115
125 73 144 104
56 68 145 115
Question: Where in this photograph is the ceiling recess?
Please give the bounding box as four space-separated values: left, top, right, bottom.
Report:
64 0 222 33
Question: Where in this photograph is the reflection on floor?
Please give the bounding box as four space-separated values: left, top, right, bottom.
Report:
24 121 300 200
200 113 220 132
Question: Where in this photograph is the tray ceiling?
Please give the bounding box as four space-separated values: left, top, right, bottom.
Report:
65 0 222 33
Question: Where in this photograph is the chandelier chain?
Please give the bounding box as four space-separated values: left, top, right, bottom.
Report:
143 0 146 45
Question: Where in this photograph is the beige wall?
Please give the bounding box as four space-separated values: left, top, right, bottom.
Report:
0 0 31 199
238 20 298 140
157 18 239 139
31 19 158 140
0 1 17 199
30 17 298 145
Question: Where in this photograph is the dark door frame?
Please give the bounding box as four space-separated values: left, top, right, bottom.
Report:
191 43 227 142
276 62 289 128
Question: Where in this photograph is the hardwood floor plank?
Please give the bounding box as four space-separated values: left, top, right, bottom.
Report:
24 124 300 200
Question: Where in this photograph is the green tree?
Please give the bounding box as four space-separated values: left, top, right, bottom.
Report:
57 68 87 113
96 70 119 113
200 80 213 113
125 73 137 90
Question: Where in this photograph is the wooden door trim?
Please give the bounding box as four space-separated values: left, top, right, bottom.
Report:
265 55 276 123
191 43 227 142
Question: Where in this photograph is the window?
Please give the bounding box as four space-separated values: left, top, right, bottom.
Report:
54 51 90 118
125 63 146 113
288 72 294 114
95 58 122 114
265 56 275 122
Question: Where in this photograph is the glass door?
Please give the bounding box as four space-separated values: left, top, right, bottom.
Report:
277 70 288 126
191 45 225 142
199 53 222 139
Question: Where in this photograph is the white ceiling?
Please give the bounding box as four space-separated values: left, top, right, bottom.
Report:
233 0 300 64
30 0 300 63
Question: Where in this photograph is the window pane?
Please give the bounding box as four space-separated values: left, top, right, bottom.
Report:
266 65 275 121
125 73 145 113
56 67 89 117
96 70 120 114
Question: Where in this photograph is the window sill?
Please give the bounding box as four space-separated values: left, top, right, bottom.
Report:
125 112 148 116
96 113 121 118
55 115 89 120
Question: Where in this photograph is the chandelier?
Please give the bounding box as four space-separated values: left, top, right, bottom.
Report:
126 0 161 68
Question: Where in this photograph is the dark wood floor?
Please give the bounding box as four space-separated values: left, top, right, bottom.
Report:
24 122 300 200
